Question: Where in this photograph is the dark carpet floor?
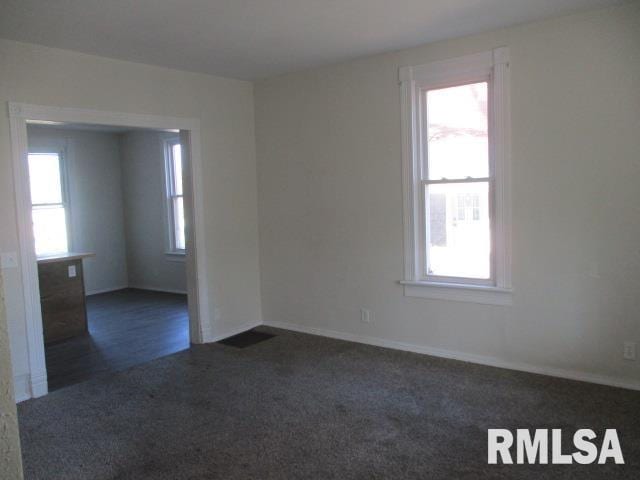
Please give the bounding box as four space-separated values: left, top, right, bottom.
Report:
18 327 640 479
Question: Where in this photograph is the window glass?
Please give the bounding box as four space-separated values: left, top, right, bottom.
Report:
28 153 68 256
165 141 186 252
172 143 183 196
426 182 490 279
174 196 185 251
32 205 68 255
28 153 63 204
426 82 489 180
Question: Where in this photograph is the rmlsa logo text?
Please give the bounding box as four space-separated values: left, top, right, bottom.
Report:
488 429 624 465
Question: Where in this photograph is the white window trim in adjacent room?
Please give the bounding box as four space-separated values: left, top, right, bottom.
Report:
399 48 513 306
163 137 186 260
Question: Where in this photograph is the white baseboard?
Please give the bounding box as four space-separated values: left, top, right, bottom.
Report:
206 320 263 343
86 285 188 296
264 320 640 392
13 370 48 403
128 284 188 295
30 370 48 398
13 374 30 403
85 285 128 296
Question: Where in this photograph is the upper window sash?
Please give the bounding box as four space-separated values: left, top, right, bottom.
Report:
399 48 512 304
165 140 182 197
419 79 491 183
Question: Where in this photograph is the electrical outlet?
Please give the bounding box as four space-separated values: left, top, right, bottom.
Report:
68 265 77 278
360 308 372 324
623 342 636 361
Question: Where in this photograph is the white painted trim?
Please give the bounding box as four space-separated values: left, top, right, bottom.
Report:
13 374 30 403
165 251 187 263
85 285 129 296
399 48 512 301
264 321 640 392
210 320 263 342
8 102 214 400
399 280 513 305
179 128 213 343
400 281 512 305
128 285 188 295
30 371 48 398
9 108 48 400
399 50 494 84
17 104 200 131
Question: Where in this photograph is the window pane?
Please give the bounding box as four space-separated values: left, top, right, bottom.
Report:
426 82 488 180
32 206 68 256
172 143 183 196
426 182 490 279
174 196 186 250
28 153 63 204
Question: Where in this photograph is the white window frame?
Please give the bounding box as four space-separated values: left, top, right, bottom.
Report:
163 138 186 257
399 48 512 305
28 150 72 257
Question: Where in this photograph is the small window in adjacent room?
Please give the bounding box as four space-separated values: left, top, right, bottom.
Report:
399 48 512 305
164 139 186 254
28 152 69 256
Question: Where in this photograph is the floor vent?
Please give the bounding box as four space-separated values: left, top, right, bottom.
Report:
219 329 275 348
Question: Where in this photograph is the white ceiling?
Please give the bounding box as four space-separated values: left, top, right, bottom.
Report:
0 0 624 80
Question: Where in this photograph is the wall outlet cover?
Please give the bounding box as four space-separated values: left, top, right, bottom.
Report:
623 341 636 361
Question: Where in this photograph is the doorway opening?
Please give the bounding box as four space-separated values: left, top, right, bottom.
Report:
9 103 211 399
29 124 191 390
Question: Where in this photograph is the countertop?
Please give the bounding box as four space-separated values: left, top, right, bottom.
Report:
36 252 95 264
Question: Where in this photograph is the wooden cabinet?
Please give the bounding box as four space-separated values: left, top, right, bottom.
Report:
37 253 93 344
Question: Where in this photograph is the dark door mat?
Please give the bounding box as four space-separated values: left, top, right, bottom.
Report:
218 329 275 348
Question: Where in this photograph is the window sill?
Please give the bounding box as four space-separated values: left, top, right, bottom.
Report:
165 251 186 262
399 280 513 306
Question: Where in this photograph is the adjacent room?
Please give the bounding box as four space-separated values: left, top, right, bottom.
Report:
0 1 639 479
26 123 190 391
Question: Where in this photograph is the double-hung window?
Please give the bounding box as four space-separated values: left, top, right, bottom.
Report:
28 152 69 256
164 139 186 254
400 48 512 305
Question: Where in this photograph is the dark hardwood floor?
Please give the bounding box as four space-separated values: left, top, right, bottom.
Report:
45 288 189 391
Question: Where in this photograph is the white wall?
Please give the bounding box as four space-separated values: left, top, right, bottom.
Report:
0 39 262 386
0 271 23 479
27 126 128 294
120 130 187 293
255 3 640 387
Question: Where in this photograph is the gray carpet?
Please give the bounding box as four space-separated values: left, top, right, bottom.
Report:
18 327 640 479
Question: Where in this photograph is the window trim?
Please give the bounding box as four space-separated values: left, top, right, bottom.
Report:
399 48 512 305
163 138 186 256
28 150 72 256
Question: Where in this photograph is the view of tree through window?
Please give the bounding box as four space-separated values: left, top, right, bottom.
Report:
425 82 490 279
